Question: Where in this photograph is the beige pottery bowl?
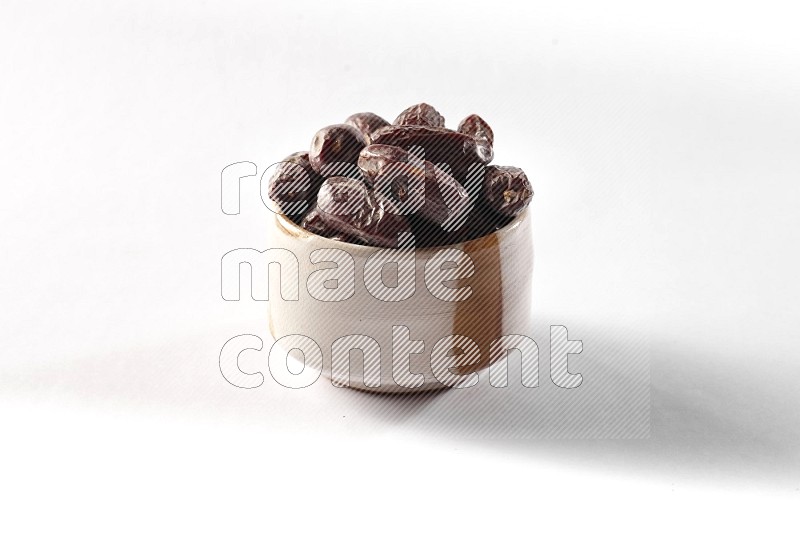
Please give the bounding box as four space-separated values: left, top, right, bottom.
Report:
267 209 532 393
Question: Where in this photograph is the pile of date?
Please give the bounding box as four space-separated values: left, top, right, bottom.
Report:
268 103 533 248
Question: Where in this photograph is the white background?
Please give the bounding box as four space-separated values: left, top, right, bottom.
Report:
1 0 799 531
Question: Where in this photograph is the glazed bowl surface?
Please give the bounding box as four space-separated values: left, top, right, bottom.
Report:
267 209 533 393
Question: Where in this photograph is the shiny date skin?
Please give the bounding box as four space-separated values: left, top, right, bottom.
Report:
369 125 484 184
356 144 410 187
309 124 367 178
393 102 446 128
457 114 494 163
483 165 533 217
358 144 472 229
267 151 324 220
457 114 494 145
315 176 411 248
275 105 532 246
345 112 390 143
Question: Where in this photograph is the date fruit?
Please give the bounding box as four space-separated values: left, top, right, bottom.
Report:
267 151 324 219
276 104 532 246
359 144 471 230
369 125 484 184
301 206 366 244
315 176 411 248
345 112 390 143
483 165 533 217
393 103 446 128
356 144 410 186
309 124 367 178
457 114 494 163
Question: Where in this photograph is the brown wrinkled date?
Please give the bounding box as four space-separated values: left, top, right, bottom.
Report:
356 144 410 186
394 103 446 128
313 176 411 248
483 165 533 218
345 112 390 143
301 206 367 244
457 114 494 164
269 103 533 248
309 124 366 178
358 144 470 230
369 125 483 184
267 151 324 222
